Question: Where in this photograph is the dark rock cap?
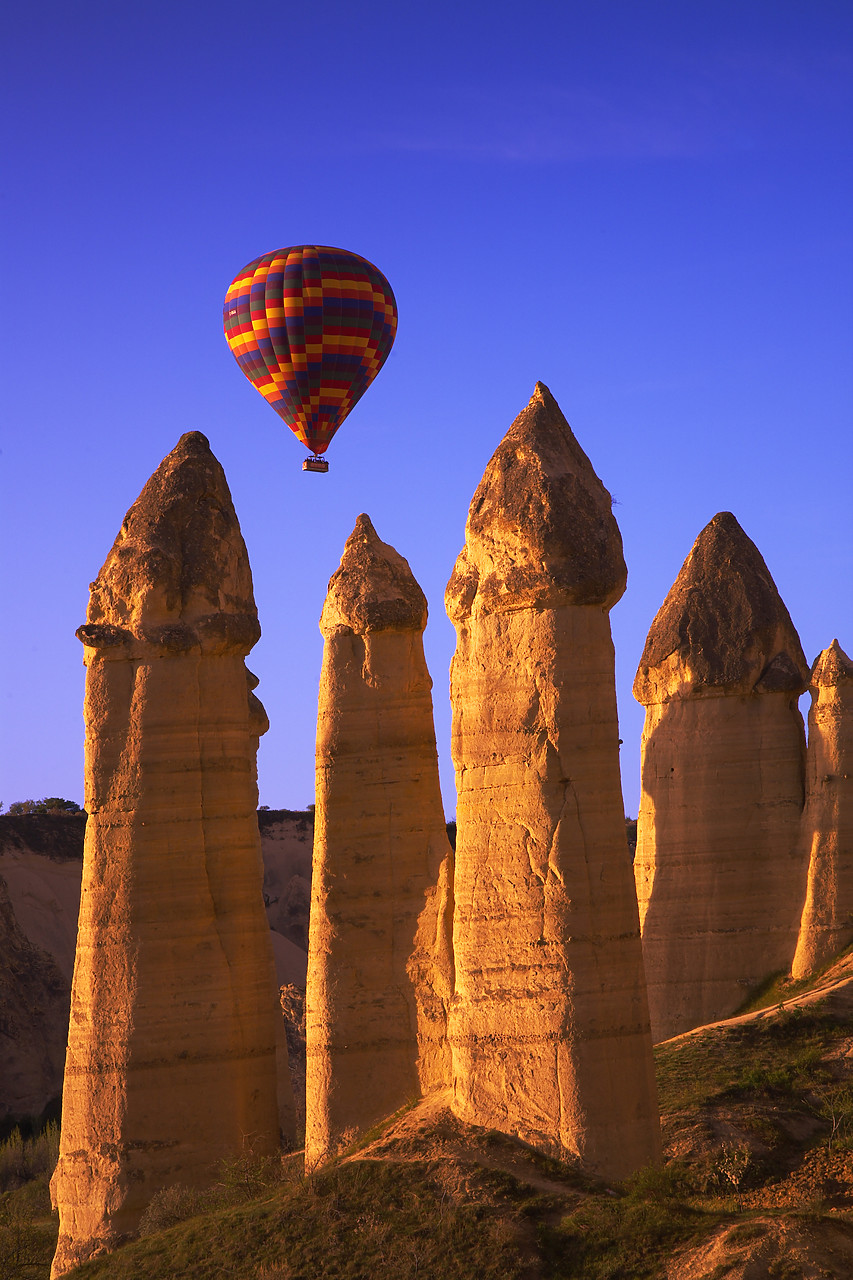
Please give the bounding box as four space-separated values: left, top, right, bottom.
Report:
634 511 809 704
811 640 853 689
445 383 626 621
320 514 428 637
79 431 260 654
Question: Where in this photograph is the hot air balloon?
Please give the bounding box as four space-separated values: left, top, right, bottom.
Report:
223 245 397 472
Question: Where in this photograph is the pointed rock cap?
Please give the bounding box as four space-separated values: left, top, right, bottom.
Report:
633 511 809 704
445 383 626 621
77 431 260 656
811 639 853 689
320 514 428 637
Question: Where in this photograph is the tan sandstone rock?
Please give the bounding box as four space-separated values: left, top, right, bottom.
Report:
633 512 809 1043
445 382 660 1181
50 432 292 1278
305 515 454 1167
792 641 853 979
0 810 312 1129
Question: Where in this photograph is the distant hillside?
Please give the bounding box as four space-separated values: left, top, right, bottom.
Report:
0 813 87 862
0 811 315 1130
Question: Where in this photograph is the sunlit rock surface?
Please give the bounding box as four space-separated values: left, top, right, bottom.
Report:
0 810 313 1127
305 515 454 1167
633 512 809 1042
792 641 853 979
50 433 291 1277
445 383 660 1181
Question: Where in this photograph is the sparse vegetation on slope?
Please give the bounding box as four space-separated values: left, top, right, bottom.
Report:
0 1122 60 1279
3 955 853 1278
72 1148 530 1280
655 955 853 1224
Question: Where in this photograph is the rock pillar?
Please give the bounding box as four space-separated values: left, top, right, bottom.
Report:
305 515 454 1167
50 432 291 1277
445 383 660 1181
792 641 853 979
633 512 809 1042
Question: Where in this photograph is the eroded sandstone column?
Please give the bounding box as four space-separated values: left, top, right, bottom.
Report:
51 432 291 1278
634 512 809 1042
305 515 454 1167
792 641 853 979
446 383 660 1181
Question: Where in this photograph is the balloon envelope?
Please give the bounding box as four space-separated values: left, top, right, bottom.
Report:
223 245 397 456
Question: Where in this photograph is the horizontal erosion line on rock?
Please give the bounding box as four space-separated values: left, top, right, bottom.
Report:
455 932 643 956
304 1035 436 1054
640 925 807 939
449 1023 653 1047
61 1045 278 1075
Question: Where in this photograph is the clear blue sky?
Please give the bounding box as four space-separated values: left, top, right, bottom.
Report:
2 1 851 819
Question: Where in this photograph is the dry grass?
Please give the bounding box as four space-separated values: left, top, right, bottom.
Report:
3 964 853 1278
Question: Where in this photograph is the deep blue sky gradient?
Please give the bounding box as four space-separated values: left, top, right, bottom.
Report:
2 0 851 817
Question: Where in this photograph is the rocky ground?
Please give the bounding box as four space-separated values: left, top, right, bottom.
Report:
3 948 853 1278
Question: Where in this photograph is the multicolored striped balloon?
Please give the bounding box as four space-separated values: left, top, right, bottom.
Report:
223 245 397 457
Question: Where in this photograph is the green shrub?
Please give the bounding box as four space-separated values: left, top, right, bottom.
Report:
0 1179 56 1278
624 1161 693 1203
540 1195 703 1279
0 1123 60 1192
138 1151 301 1237
138 1184 209 1236
538 1159 713 1279
5 797 84 815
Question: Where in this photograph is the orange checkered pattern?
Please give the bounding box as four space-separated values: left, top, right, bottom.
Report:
223 245 397 456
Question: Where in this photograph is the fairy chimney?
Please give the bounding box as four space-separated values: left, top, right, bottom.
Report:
633 512 809 1042
50 433 291 1277
792 641 853 979
305 515 454 1167
445 383 660 1181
